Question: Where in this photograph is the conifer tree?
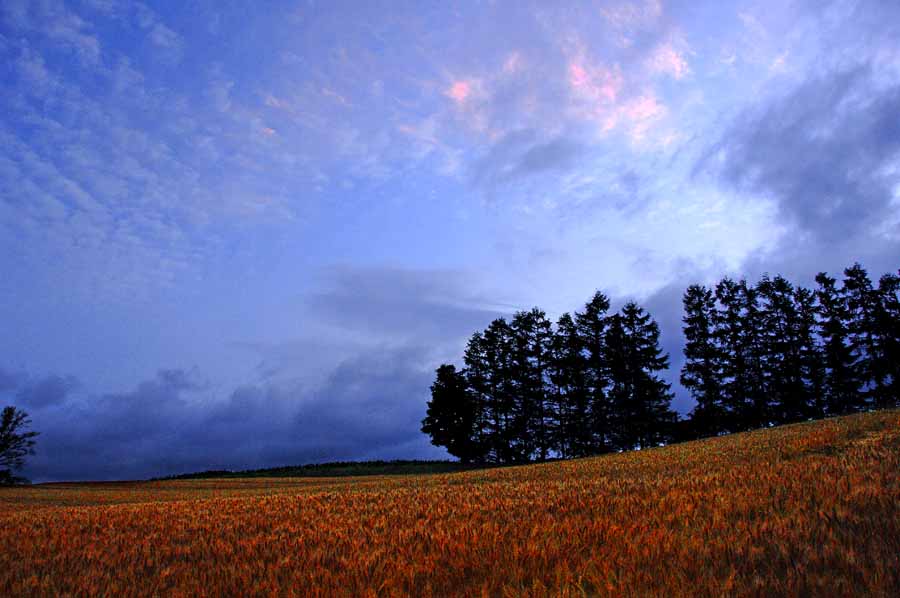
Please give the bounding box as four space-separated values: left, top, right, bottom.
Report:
421 364 484 463
463 321 514 463
575 291 613 453
549 312 590 458
814 272 860 414
738 280 769 427
680 284 725 437
482 318 516 463
714 278 750 430
794 286 826 418
758 275 807 424
843 264 886 407
510 308 554 461
606 302 675 450
876 272 900 406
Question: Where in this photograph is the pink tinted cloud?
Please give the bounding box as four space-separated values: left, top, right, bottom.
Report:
568 61 622 103
647 42 690 79
620 94 667 142
446 80 472 104
567 58 624 133
503 51 523 74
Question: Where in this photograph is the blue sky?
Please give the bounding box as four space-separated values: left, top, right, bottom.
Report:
2 0 899 481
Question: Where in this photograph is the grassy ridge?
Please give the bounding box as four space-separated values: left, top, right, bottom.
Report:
2 410 898 597
156 459 475 480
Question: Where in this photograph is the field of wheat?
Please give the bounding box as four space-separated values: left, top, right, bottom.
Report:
1 409 898 597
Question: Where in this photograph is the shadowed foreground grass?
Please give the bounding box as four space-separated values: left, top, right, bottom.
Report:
1 410 898 596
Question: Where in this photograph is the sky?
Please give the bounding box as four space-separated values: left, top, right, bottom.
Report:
2 0 899 482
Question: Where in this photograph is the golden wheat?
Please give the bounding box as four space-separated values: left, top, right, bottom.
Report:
1 410 898 597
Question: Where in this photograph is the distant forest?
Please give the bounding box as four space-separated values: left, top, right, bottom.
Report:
422 263 900 464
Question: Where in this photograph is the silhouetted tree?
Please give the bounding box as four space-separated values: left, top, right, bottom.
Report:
758 275 809 424
575 291 613 453
738 280 769 427
606 302 675 450
425 262 899 468
815 272 861 414
1 406 38 485
843 264 888 407
715 278 751 430
681 284 725 437
510 308 554 461
876 272 900 406
422 365 484 464
794 286 827 418
550 312 590 458
464 320 516 464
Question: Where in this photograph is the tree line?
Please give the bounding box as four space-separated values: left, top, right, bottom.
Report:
422 263 900 464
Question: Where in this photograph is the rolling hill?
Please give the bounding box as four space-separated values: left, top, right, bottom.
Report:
2 409 898 596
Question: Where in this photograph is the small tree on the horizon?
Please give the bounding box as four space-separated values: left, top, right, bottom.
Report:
1 406 39 485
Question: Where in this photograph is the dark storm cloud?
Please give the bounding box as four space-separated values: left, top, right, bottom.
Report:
701 65 900 245
0 366 25 393
21 349 442 482
14 374 79 408
19 268 500 482
694 59 900 289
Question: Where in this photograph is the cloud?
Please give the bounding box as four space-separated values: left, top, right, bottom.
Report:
15 374 79 409
2 0 102 65
647 40 690 79
16 267 501 481
446 80 472 104
0 366 25 394
19 352 444 482
471 131 585 189
306 265 502 346
701 64 900 247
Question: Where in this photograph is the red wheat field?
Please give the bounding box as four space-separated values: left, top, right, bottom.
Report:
2 410 899 597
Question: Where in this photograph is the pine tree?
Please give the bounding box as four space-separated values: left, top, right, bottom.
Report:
843 264 886 407
714 278 750 431
421 364 484 463
738 280 769 427
680 284 725 437
876 272 900 406
794 286 826 418
463 321 515 464
549 312 590 458
575 291 613 453
510 308 554 462
606 302 675 450
757 275 807 424
482 318 516 463
814 272 860 414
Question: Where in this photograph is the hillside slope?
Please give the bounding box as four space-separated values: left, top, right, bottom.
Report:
2 410 899 597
